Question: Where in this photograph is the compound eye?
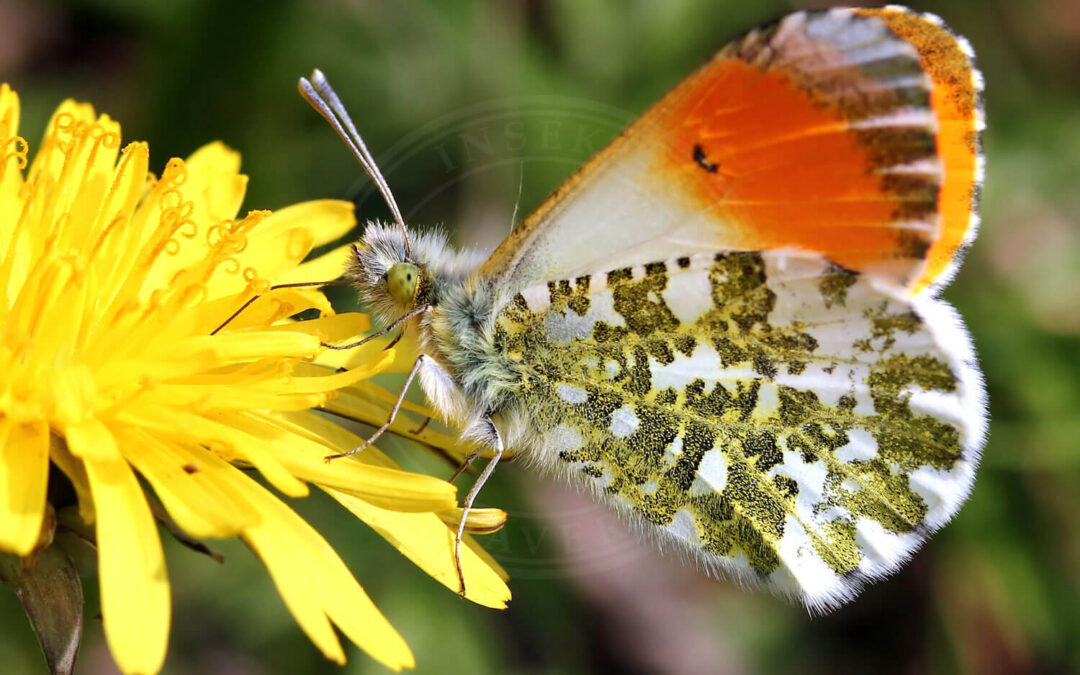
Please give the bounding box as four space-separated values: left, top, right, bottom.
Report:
386 262 420 306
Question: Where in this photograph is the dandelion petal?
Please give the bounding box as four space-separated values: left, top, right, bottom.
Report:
229 472 414 670
117 429 255 540
329 489 512 609
0 419 49 555
73 422 170 675
183 142 246 223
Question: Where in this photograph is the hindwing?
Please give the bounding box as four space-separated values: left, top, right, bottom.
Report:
493 251 984 609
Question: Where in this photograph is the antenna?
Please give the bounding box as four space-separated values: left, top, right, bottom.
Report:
299 69 412 257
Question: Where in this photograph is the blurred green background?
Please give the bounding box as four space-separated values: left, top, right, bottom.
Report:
2 0 1079 673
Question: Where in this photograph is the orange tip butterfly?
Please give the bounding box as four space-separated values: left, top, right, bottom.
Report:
293 5 986 611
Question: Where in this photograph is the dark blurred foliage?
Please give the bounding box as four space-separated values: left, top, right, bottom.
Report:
1 1 1079 673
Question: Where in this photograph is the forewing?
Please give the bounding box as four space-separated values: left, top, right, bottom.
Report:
479 7 983 297
494 252 985 609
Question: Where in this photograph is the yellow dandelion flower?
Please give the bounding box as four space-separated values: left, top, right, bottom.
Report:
0 83 509 674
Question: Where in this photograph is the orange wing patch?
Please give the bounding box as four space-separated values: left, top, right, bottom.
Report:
645 8 982 294
651 58 921 279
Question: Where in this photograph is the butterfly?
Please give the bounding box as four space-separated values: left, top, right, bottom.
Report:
292 5 986 611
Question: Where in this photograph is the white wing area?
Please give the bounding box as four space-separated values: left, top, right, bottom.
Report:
496 251 986 609
495 142 720 286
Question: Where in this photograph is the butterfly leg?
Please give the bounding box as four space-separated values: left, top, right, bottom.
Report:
455 421 504 597
409 415 432 435
448 447 483 483
210 278 351 335
321 304 430 351
325 355 426 460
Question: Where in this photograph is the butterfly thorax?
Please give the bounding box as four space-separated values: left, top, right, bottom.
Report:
424 278 535 440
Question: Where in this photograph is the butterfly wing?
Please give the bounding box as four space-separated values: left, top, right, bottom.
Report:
477 7 983 297
494 251 984 609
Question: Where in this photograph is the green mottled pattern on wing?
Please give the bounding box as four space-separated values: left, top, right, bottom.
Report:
493 251 976 605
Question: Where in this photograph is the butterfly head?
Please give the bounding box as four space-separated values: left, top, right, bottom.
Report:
347 221 434 325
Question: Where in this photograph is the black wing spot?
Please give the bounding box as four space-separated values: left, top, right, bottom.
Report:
693 144 719 173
